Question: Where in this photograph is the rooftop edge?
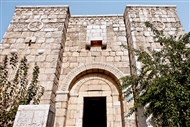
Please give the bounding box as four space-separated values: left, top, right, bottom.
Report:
126 5 176 7
16 5 69 8
71 14 123 17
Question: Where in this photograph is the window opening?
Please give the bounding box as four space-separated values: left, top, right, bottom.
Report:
91 40 102 47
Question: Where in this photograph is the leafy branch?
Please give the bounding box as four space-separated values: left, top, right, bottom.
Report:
0 53 44 127
121 21 190 127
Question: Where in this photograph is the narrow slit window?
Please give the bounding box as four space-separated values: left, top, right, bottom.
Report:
91 40 102 47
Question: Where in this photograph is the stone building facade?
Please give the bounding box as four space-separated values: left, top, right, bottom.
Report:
0 5 184 127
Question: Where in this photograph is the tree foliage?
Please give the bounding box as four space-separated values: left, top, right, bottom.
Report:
121 22 190 127
0 53 44 127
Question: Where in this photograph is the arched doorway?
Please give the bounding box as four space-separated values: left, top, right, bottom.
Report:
65 72 124 127
55 63 135 127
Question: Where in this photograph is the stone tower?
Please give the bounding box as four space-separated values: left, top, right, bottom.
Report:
0 5 184 127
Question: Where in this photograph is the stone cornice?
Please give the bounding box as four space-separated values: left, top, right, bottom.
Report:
126 5 176 7
71 14 123 18
16 5 69 8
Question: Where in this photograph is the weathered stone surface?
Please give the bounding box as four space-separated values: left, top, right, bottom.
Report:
13 105 55 127
0 4 184 127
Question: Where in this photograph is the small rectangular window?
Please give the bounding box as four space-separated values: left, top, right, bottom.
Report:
91 40 102 47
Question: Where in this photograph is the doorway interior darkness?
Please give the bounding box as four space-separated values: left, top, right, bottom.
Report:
83 97 107 127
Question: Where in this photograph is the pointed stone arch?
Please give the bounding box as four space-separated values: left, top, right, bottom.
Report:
60 62 125 91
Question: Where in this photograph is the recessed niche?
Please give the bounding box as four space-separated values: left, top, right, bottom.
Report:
91 40 102 47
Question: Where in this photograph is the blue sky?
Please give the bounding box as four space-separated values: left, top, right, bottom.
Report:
0 0 189 41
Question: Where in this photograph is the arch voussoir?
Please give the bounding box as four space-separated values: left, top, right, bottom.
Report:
60 62 125 91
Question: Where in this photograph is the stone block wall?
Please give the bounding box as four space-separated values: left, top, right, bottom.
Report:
0 5 70 106
124 5 184 75
55 15 133 127
0 4 185 127
123 5 185 126
58 15 130 90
